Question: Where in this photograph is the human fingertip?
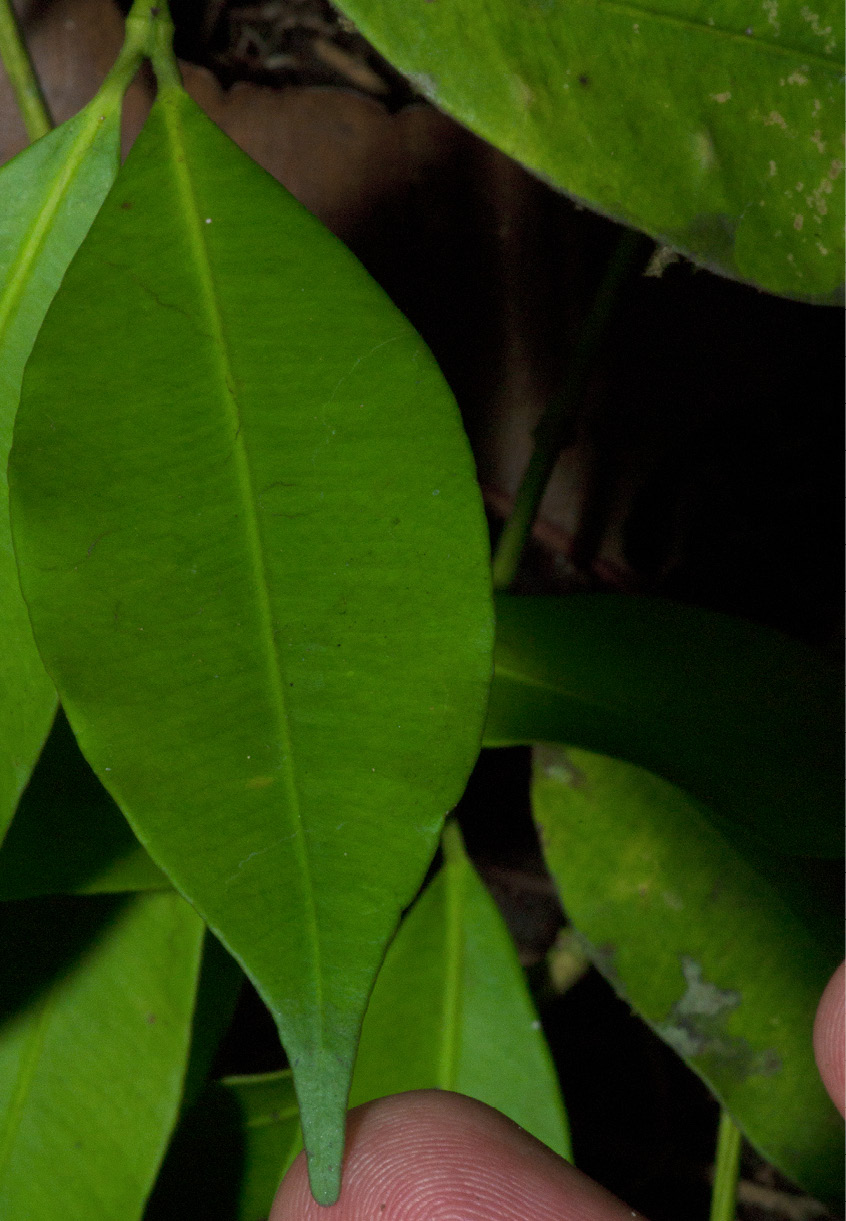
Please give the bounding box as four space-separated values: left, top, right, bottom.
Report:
270 1090 646 1221
814 960 845 1118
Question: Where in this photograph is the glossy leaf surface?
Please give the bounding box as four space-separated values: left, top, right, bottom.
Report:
336 0 844 300
9 85 493 1203
0 891 204 1218
532 746 843 1204
151 823 568 1217
0 710 167 899
0 97 123 843
484 594 840 856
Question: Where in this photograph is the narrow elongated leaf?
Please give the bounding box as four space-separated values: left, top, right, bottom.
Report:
350 821 571 1156
0 96 125 841
0 709 168 899
484 594 840 856
0 891 205 1219
151 822 568 1218
531 746 843 1205
9 85 493 1203
336 0 844 300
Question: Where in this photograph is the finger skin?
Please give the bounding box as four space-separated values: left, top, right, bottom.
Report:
271 1090 646 1220
814 960 845 1118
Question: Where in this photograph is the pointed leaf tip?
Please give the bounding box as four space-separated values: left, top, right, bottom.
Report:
292 1050 348 1205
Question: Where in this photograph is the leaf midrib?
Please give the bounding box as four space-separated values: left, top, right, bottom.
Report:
492 662 782 750
0 105 114 365
0 992 56 1186
160 91 324 1025
492 663 628 723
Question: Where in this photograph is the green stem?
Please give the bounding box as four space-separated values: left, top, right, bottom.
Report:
0 0 52 140
85 0 179 116
146 0 182 91
709 1109 742 1221
0 0 178 144
490 227 648 592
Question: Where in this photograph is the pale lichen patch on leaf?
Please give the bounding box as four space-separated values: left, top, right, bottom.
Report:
537 746 588 790
575 934 623 992
656 957 782 1082
692 130 717 171
761 0 781 35
804 159 842 217
799 5 837 53
763 111 788 129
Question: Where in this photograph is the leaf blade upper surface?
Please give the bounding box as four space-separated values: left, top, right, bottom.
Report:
532 745 843 1204
484 594 841 856
9 86 493 1203
350 821 571 1158
0 891 204 1219
335 0 844 300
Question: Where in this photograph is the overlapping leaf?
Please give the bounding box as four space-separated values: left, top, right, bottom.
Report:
150 822 568 1217
0 96 125 842
532 745 843 1205
336 0 844 300
9 84 493 1202
484 594 841 856
146 1071 301 1221
0 891 204 1218
349 821 570 1154
0 710 167 899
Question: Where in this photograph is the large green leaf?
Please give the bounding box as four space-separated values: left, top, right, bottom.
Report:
0 95 126 844
484 594 841 856
0 891 205 1218
349 821 570 1155
531 745 843 1204
0 709 168 900
9 84 493 1203
336 0 844 301
150 821 568 1218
